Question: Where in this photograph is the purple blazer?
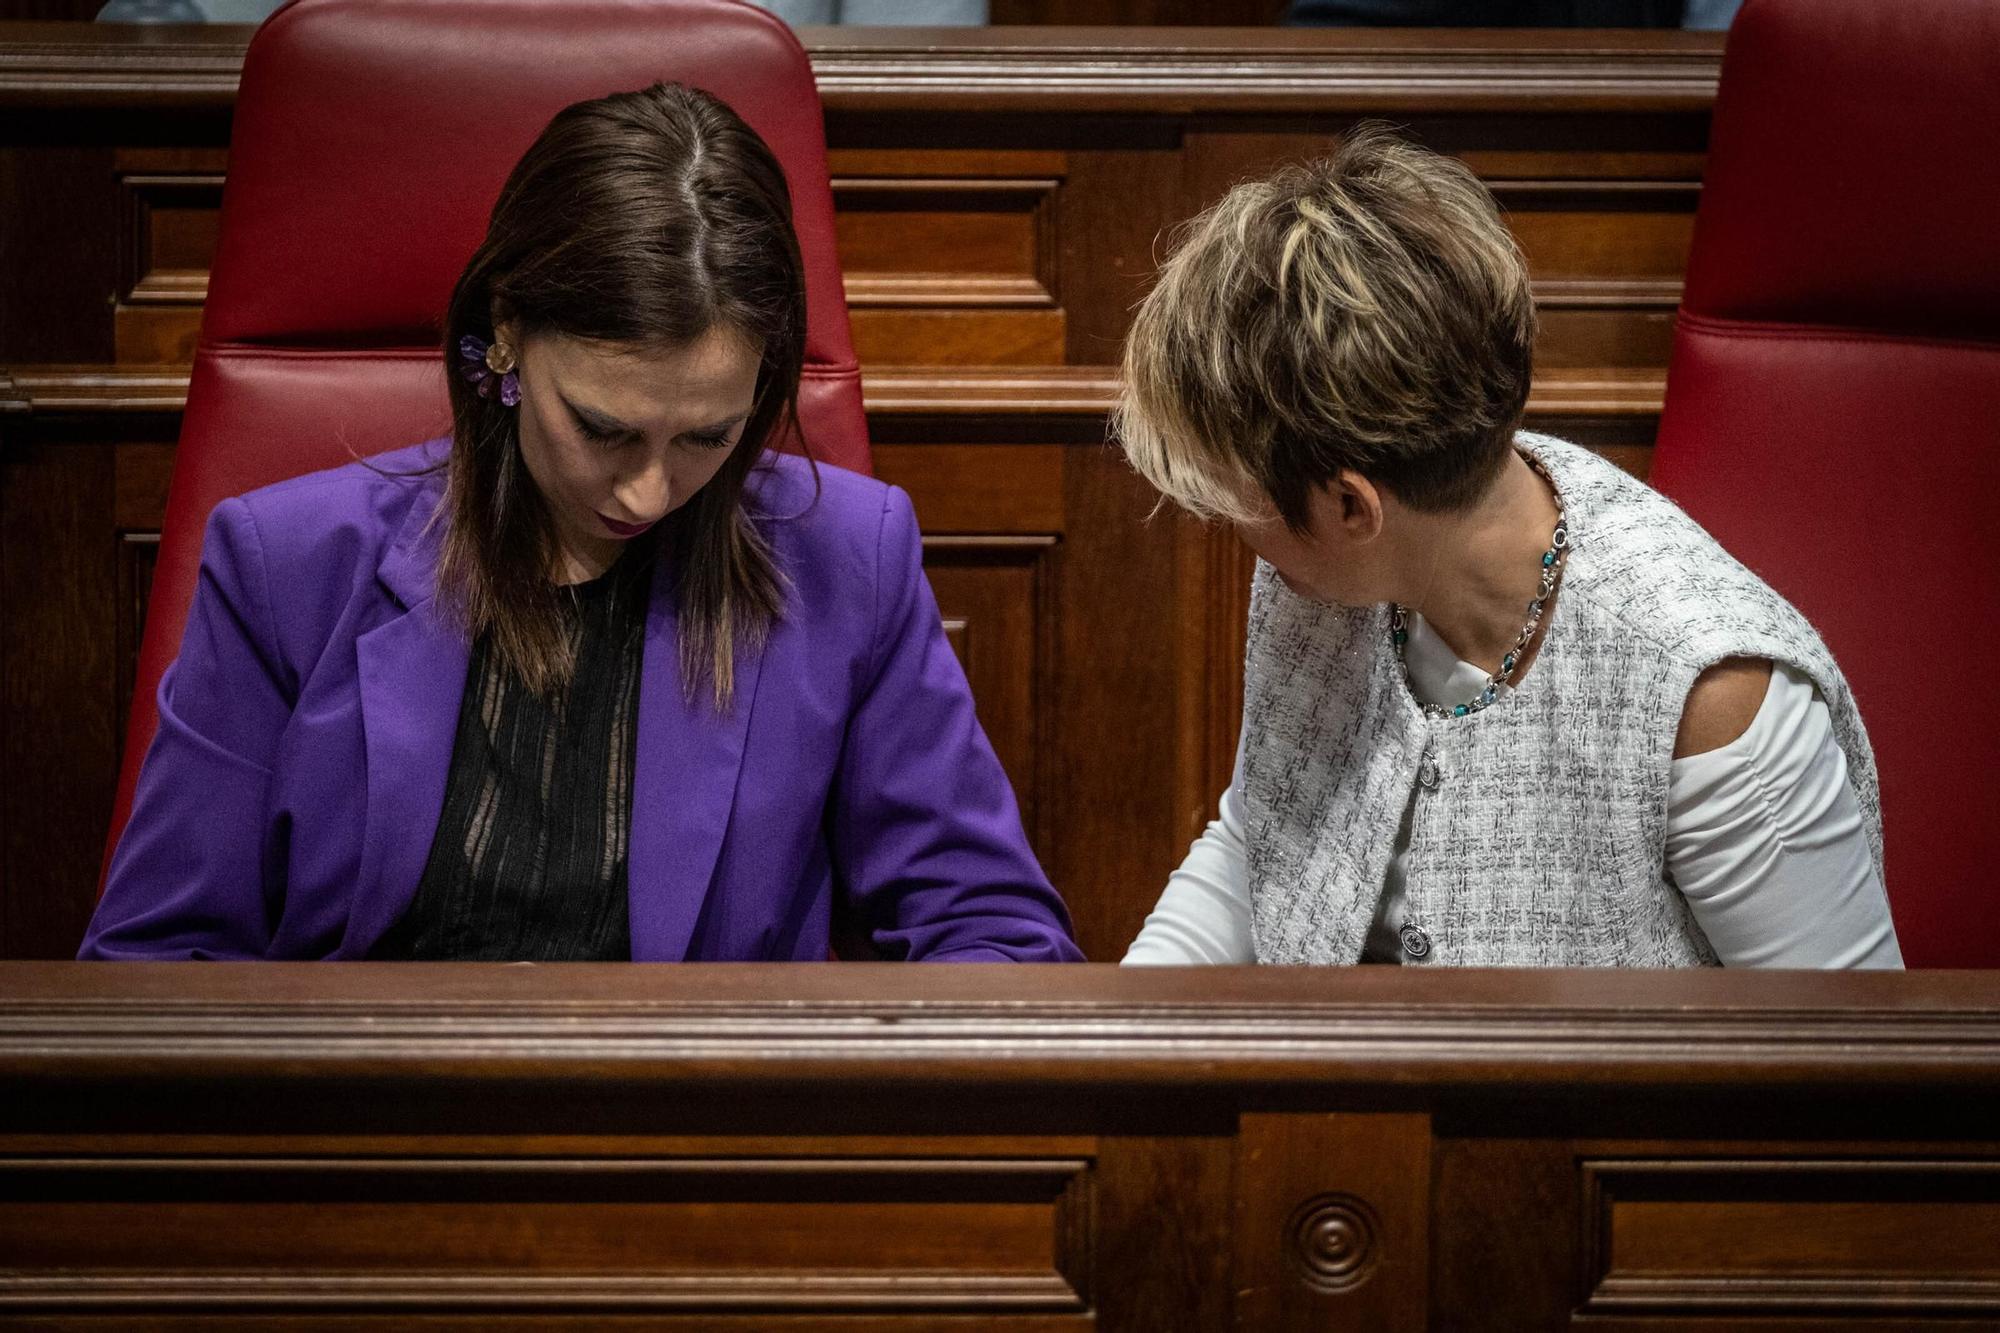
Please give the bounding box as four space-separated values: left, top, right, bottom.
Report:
83 441 1081 963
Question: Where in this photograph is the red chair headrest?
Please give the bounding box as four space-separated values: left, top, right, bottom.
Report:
107 0 869 881
1653 0 2000 966
1680 0 2000 337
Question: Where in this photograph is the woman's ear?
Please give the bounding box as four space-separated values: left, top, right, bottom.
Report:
1332 469 1387 545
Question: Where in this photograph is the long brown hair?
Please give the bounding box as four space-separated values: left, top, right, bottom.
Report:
438 82 808 705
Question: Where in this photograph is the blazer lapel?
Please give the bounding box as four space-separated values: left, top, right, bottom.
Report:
340 490 470 957
627 551 767 961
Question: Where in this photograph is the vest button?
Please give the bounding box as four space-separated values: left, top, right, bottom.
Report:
1399 923 1432 960
1417 756 1442 790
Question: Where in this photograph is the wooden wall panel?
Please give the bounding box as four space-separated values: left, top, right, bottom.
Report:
1581 1159 2000 1319
878 441 1063 858
0 376 1665 963
872 441 1066 533
0 436 121 960
1056 139 1185 365
7 964 1999 1328
0 34 1719 383
1091 1134 1235 1332
0 26 1715 960
920 537 1055 845
112 147 223 364
1236 1112 1432 1331
875 416 1239 963
835 148 1068 365
835 178 1060 304
1049 444 1198 962
1431 1136 1579 1329
0 1154 1093 1315
65 142 1710 373
0 144 119 364
852 307 1069 365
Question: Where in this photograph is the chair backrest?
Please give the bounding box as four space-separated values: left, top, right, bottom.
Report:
105 0 870 874
1649 0 2000 966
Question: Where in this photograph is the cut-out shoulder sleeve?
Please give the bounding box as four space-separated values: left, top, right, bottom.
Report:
1667 662 1902 968
1674 656 1772 758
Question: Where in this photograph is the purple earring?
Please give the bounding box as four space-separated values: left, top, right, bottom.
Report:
458 334 521 407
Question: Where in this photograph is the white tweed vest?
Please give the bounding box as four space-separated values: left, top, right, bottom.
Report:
1241 433 1883 967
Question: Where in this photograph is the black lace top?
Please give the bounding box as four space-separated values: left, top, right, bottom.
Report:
370 554 649 961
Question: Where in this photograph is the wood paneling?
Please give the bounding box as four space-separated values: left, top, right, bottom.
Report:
1092 1133 1234 1331
0 1154 1092 1314
2 24 1724 115
0 436 121 960
854 307 1069 366
112 530 155 744
873 441 1066 532
835 178 1060 305
0 25 1716 960
1582 1159 2000 1318
1236 1112 1432 1330
0 363 1666 962
1432 1136 1579 1329
0 144 118 365
920 535 1055 843
113 147 224 364
3 964 2000 1326
0 28 1723 379
836 161 1067 364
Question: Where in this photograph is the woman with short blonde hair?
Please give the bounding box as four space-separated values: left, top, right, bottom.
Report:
1119 125 1900 968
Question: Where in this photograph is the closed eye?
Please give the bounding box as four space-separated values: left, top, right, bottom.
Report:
575 417 627 446
568 414 632 449
561 395 636 448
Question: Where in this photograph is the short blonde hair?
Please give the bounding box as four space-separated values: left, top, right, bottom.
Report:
1116 123 1536 529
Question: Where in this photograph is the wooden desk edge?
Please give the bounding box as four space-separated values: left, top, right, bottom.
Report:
5 962 1998 1090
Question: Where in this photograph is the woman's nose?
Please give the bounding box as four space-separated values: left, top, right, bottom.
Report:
613 456 671 520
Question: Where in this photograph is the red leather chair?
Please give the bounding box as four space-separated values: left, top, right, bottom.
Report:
104 0 870 873
1650 0 2000 966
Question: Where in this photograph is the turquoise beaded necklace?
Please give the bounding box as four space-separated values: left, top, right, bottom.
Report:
1390 451 1569 720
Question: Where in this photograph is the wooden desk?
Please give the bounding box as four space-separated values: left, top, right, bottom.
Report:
4 963 1999 1328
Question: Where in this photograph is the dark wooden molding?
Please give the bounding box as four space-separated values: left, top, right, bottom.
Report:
1523 365 1669 416
1580 1157 2000 1317
5 964 1997 1327
4 964 1998 1089
0 1153 1092 1313
0 363 191 417
0 362 1667 422
0 23 1724 114
864 364 1121 416
0 27 1710 964
807 27 1723 113
0 1274 1087 1315
0 22 252 109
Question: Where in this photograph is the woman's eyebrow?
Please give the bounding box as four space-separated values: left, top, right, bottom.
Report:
694 412 752 435
561 394 748 438
559 392 633 435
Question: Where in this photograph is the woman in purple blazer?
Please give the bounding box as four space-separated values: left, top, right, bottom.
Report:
82 83 1080 964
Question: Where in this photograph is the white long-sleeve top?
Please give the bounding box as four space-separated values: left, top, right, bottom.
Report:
1124 611 1903 969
